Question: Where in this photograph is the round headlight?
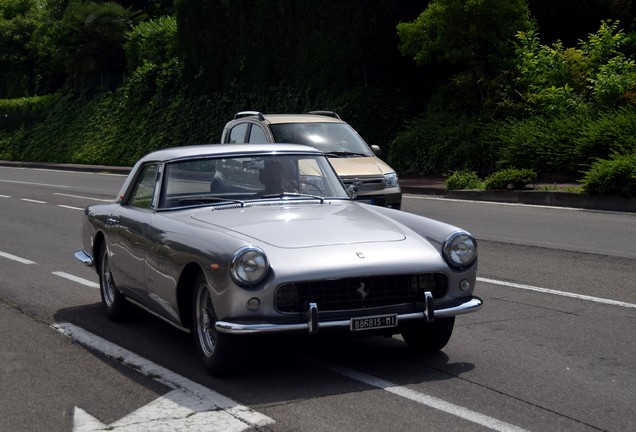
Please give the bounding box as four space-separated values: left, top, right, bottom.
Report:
443 231 477 268
230 246 269 286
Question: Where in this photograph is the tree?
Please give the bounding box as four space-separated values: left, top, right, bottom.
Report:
63 1 146 87
397 0 535 105
0 0 60 97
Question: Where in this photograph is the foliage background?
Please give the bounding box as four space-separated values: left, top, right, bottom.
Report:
1 0 636 195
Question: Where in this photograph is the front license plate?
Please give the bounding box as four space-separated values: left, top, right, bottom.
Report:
350 314 398 331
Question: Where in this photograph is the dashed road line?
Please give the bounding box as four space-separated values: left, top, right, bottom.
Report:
20 198 47 204
54 192 113 202
52 272 99 289
0 251 36 265
58 204 85 211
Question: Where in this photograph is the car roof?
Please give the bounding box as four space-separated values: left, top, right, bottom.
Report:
259 114 345 124
138 143 322 164
233 111 345 124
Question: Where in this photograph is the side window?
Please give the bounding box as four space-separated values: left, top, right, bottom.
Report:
128 165 158 209
227 123 248 143
248 125 268 143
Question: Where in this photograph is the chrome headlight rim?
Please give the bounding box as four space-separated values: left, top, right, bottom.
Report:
384 172 399 188
230 245 269 287
443 231 477 269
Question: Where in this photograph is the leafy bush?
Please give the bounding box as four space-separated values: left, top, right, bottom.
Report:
491 113 590 176
484 168 537 190
446 170 483 190
388 109 492 176
575 107 636 166
581 153 636 197
125 16 177 71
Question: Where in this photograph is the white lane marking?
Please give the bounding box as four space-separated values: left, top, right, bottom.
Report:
20 198 47 204
58 204 85 211
0 251 36 265
404 194 583 212
53 322 275 432
0 194 10 198
54 192 113 202
315 360 529 432
0 179 75 189
478 277 636 309
52 272 99 288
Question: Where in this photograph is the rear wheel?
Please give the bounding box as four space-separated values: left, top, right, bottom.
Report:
192 274 238 376
98 243 130 321
401 317 455 353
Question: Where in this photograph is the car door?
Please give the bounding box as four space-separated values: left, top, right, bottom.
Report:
108 163 159 300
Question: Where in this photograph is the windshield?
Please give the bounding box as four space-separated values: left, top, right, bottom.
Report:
159 153 350 209
270 123 374 156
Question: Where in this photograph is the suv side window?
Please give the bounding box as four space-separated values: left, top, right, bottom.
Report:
227 123 248 143
248 125 268 143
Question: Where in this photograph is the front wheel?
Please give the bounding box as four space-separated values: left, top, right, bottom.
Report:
98 243 130 322
192 274 239 376
401 317 455 353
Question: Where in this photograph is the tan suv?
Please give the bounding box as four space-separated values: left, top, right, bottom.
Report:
221 111 401 209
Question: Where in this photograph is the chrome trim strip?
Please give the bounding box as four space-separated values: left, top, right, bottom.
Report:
216 296 483 335
74 250 94 266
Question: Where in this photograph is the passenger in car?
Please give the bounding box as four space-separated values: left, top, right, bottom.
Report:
259 160 297 194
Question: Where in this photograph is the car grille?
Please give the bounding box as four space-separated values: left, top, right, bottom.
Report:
341 175 385 191
275 273 448 313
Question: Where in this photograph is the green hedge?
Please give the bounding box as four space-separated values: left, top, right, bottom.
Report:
0 94 62 132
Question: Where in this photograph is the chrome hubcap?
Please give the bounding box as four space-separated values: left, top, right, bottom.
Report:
101 256 115 306
196 284 217 357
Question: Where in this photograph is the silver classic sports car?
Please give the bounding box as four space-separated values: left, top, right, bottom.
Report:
75 144 482 376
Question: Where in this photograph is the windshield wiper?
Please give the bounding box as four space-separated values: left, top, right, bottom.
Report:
325 151 367 158
261 192 325 203
176 196 246 207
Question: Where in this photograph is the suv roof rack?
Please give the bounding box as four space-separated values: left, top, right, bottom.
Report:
235 111 265 121
308 110 341 120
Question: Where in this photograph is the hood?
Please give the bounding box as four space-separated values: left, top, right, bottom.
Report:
190 202 406 248
328 156 394 177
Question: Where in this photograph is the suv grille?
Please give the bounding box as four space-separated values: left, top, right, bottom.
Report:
341 176 385 192
275 273 448 313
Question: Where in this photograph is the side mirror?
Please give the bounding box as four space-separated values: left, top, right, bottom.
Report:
370 145 381 157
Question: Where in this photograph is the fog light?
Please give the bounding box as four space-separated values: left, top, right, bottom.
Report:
459 279 471 291
246 297 261 311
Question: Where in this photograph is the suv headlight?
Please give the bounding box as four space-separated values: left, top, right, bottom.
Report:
230 246 269 286
384 172 399 188
443 231 477 268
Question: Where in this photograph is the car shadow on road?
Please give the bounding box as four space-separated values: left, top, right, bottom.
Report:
54 303 476 406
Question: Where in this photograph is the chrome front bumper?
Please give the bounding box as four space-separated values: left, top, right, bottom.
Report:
216 294 483 335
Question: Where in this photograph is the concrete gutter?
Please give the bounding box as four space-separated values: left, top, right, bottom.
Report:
2 160 635 213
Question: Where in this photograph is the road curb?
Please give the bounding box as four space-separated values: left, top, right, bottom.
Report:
401 184 636 213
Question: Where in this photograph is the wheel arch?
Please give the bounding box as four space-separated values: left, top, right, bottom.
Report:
177 262 205 331
92 231 106 272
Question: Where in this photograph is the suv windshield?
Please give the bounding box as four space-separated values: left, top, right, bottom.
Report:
270 123 374 156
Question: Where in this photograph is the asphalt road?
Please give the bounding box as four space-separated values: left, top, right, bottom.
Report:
1 166 634 432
